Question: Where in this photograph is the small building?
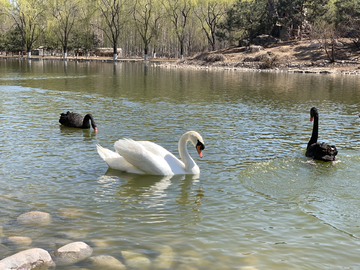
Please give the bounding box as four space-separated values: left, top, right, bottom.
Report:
96 47 122 57
32 46 45 56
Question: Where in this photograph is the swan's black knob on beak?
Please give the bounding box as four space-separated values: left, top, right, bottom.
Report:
196 140 205 158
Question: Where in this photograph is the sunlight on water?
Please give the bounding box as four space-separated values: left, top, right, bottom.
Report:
1 59 360 269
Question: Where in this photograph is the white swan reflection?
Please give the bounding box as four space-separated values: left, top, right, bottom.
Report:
97 170 201 209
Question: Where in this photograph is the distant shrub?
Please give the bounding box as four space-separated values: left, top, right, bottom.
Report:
243 53 270 62
195 53 226 63
259 54 280 69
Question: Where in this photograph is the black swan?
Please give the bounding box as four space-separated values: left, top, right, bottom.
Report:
305 107 337 161
59 111 97 131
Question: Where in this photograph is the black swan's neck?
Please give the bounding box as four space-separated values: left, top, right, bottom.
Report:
308 115 318 149
83 114 96 129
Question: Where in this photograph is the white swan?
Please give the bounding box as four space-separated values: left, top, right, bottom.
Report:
96 131 205 175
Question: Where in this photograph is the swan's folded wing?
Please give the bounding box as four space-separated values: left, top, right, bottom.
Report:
137 141 186 169
96 144 144 174
114 139 173 175
137 141 170 157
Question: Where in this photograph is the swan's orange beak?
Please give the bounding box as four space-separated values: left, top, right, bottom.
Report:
310 116 314 122
196 145 203 158
94 127 98 132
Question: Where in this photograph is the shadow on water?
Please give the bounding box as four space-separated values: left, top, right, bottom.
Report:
239 154 360 238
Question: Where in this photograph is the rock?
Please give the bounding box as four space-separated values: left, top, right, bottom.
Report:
57 208 85 219
88 255 125 270
332 40 344 46
152 246 175 269
17 211 51 226
239 39 249 47
0 243 9 256
121 251 142 261
126 256 151 269
254 53 271 62
248 45 264 53
121 251 151 269
0 226 4 237
0 248 54 270
4 236 32 246
252 35 279 45
52 241 93 266
308 42 322 48
53 238 74 248
89 239 110 248
58 230 88 239
176 265 198 270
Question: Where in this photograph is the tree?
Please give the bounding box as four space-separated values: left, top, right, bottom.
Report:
0 0 11 28
216 4 241 45
194 0 229 51
162 0 193 59
313 20 338 62
42 25 60 55
0 0 11 53
334 0 360 49
97 0 129 60
219 0 270 44
3 26 25 55
132 0 163 60
3 0 45 57
71 29 100 57
277 0 330 40
47 0 81 59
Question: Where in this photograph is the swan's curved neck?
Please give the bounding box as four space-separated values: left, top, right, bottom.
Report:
178 134 198 174
308 115 318 149
83 114 96 129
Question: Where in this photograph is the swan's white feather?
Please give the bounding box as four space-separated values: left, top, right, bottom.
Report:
114 139 176 175
136 141 186 173
97 131 204 175
96 144 144 174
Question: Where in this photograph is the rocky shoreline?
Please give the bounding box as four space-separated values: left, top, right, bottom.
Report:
160 58 360 75
2 50 360 75
0 210 175 270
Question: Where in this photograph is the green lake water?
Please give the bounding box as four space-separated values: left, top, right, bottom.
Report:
1 58 360 269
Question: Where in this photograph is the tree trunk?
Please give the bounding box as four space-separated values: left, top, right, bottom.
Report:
63 46 67 60
267 0 277 18
144 47 148 61
113 45 118 60
180 42 184 59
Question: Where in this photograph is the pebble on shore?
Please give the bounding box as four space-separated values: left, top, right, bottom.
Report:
88 255 126 270
3 236 32 247
52 241 93 266
121 250 151 269
0 248 54 270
